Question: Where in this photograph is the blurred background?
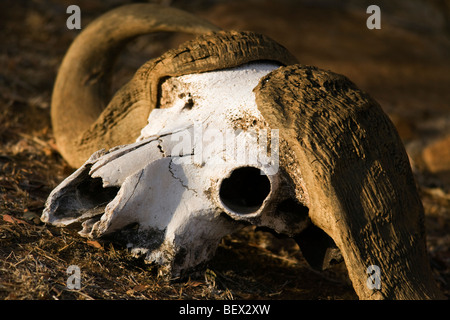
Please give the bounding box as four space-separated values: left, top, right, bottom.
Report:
0 0 449 299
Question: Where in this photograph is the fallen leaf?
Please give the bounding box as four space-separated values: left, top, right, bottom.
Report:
2 214 28 225
87 240 103 250
133 285 148 292
22 211 41 224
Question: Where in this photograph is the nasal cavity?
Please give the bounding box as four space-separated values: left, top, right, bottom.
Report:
219 167 271 215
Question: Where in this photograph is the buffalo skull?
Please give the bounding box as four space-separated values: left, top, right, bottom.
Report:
41 4 444 300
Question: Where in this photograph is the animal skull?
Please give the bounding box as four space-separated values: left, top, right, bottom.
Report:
42 4 444 299
43 62 312 275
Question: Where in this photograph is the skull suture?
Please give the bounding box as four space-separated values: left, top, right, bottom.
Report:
42 63 311 276
42 4 444 299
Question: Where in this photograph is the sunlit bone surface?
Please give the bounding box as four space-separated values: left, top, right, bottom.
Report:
41 63 311 276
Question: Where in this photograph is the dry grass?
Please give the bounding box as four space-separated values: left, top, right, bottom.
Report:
1 0 449 300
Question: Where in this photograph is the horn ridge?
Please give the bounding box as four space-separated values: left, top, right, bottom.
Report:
254 64 444 299
51 3 220 167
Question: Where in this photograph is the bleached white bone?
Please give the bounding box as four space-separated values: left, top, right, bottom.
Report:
42 63 310 275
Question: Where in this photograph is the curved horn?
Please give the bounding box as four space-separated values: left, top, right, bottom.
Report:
52 3 219 167
70 30 298 167
254 65 444 299
53 4 298 168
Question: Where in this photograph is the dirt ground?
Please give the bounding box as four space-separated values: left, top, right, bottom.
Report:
0 0 449 300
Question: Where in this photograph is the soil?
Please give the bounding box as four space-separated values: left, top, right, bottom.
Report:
0 0 449 300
